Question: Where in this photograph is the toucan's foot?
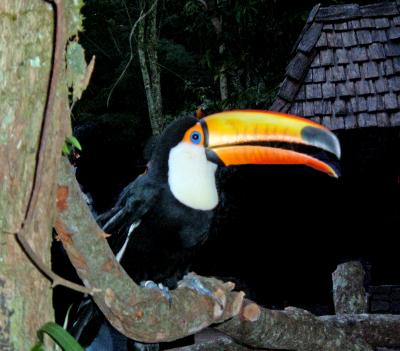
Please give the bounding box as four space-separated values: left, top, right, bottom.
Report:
140 280 172 302
178 273 223 307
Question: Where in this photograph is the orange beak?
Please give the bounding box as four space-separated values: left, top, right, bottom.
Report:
183 110 341 177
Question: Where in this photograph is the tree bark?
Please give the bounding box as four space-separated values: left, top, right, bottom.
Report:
198 0 228 102
136 0 164 135
332 261 368 314
0 0 85 349
215 300 373 351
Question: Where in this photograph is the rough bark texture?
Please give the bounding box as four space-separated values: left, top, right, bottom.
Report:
0 0 84 349
215 300 373 351
321 314 400 348
332 261 368 314
55 159 244 343
137 0 164 135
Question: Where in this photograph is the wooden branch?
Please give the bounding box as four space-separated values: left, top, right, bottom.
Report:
215 300 374 350
55 158 244 343
16 233 95 295
320 314 400 348
332 261 368 314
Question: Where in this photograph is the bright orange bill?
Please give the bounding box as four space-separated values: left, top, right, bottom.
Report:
212 145 338 177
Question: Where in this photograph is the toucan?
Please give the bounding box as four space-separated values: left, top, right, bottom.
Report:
69 110 340 350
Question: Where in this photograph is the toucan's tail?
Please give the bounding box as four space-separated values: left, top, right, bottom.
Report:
68 297 130 350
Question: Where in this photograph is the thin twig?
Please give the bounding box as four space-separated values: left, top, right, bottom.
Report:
16 233 96 295
106 0 158 107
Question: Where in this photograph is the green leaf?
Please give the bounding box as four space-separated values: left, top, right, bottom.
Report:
33 322 84 351
62 143 71 156
66 136 82 151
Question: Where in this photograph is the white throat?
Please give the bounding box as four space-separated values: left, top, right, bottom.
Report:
168 142 218 211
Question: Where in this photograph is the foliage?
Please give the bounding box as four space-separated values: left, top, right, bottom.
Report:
62 136 82 156
31 322 84 351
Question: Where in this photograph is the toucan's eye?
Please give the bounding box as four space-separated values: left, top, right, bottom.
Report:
190 131 202 144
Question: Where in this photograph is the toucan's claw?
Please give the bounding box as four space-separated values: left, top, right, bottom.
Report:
140 280 172 302
178 273 224 308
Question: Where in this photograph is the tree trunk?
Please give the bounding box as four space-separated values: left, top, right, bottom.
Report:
0 0 84 349
199 0 228 102
137 0 164 135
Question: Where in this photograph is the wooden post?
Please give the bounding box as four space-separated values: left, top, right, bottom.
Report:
332 261 368 314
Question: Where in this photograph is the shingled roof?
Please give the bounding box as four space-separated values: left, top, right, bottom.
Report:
270 2 400 130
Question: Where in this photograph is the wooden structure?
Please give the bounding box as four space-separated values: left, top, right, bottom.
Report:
271 2 400 130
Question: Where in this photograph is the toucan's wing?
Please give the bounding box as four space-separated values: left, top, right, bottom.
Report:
96 174 160 254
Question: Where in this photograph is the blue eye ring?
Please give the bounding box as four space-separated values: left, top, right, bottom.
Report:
190 131 202 144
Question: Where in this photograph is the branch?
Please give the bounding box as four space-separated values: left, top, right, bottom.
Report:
215 300 374 350
16 234 95 295
55 158 244 343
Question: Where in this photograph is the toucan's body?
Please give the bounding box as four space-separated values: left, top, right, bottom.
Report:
69 110 340 350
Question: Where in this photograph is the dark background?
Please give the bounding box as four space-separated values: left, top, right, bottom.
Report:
54 0 400 319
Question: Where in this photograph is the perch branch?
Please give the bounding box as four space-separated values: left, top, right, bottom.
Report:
215 300 374 350
55 158 244 343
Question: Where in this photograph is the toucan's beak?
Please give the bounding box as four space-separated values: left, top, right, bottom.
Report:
194 110 341 177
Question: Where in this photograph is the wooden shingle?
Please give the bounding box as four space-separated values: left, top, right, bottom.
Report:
342 31 358 47
377 112 390 126
336 82 355 97
360 18 375 28
332 99 347 115
322 82 336 98
286 52 311 81
356 30 373 45
385 42 400 57
384 59 395 75
344 115 357 128
383 93 399 109
393 16 400 26
331 117 345 129
393 57 400 72
368 43 386 60
320 49 335 66
330 66 346 82
346 63 361 80
306 83 322 99
375 18 390 28
388 76 400 91
278 78 301 101
375 78 389 93
357 97 368 112
351 47 368 62
388 27 400 40
362 61 379 78
355 80 370 95
391 112 400 126
298 23 324 53
371 29 387 43
312 67 326 82
336 48 349 64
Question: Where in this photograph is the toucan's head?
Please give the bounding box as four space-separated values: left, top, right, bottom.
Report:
148 110 340 211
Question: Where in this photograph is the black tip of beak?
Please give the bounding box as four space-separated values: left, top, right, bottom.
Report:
301 126 341 159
